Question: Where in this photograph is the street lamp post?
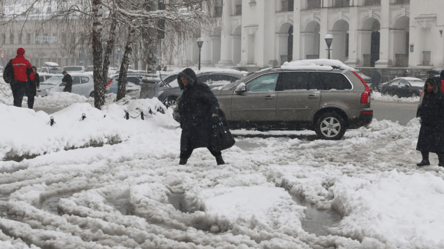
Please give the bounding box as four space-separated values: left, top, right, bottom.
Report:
196 38 204 70
324 34 333 59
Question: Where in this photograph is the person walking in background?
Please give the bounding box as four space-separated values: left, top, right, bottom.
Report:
177 68 225 165
26 66 39 109
416 78 444 167
11 48 34 107
62 71 72 93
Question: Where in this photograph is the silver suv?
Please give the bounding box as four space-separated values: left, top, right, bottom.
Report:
214 68 373 140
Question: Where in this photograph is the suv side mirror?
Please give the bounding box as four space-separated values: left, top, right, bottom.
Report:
234 82 246 94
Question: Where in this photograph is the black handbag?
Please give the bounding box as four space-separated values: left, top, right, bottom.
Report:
211 115 235 151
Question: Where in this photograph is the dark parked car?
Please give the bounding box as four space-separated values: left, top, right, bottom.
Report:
173 65 372 140
380 77 424 98
157 70 248 106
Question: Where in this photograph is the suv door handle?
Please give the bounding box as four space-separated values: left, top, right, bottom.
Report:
265 95 275 99
308 94 319 99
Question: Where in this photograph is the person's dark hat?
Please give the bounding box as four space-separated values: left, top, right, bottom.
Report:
62 70 67 74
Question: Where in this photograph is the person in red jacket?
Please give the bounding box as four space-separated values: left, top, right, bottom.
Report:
11 48 34 107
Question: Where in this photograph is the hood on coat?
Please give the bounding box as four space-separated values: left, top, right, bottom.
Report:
177 68 198 90
424 78 439 94
16 48 25 56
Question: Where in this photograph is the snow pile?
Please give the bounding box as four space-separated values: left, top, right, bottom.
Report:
331 170 444 247
282 59 355 71
0 98 176 160
371 91 420 103
34 92 88 108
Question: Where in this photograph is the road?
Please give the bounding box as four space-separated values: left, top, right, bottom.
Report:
32 99 419 125
371 99 418 125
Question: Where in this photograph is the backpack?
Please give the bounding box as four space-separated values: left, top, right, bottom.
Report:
3 59 14 84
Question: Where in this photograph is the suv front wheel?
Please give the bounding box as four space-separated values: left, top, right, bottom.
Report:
314 112 346 140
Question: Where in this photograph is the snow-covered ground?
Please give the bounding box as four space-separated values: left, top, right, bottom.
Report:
1 83 443 248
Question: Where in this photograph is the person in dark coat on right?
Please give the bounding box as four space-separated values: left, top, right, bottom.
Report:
177 68 225 165
26 66 39 109
416 78 444 167
62 71 72 92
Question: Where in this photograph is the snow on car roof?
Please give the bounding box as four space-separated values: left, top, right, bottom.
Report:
44 62 59 67
281 59 355 71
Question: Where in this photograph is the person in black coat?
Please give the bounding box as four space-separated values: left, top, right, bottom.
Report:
416 78 444 167
177 68 225 165
26 66 40 109
62 71 73 92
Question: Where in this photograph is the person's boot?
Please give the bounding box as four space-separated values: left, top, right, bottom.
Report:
179 158 188 165
439 154 444 167
215 155 225 165
417 151 430 167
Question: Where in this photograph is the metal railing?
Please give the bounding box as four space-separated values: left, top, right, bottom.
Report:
423 51 431 66
395 54 408 67
364 0 381 6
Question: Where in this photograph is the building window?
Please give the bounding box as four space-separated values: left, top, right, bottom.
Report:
307 0 321 9
18 33 22 44
281 0 294 11
9 33 14 44
364 0 381 6
27 33 31 44
334 0 350 7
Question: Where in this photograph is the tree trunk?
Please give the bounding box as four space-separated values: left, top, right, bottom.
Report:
102 17 117 88
116 27 136 101
92 0 104 109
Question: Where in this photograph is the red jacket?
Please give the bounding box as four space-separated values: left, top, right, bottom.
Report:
12 48 34 82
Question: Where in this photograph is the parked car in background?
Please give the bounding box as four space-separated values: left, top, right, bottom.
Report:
157 70 248 107
38 73 54 83
85 65 94 72
175 60 373 140
380 77 424 98
39 62 63 74
106 75 141 98
63 66 85 73
38 73 95 97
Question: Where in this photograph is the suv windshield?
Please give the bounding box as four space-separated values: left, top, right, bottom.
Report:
41 75 63 85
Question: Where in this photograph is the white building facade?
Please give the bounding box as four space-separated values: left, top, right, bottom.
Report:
179 0 444 70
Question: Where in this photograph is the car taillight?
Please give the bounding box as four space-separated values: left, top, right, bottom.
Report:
352 71 371 104
361 111 373 115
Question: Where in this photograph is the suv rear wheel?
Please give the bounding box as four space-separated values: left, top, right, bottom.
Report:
315 112 346 140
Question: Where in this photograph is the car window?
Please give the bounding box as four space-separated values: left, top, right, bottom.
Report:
127 77 140 85
246 74 279 92
277 72 312 91
72 76 81 85
389 79 401 87
39 76 45 82
41 75 63 84
64 67 83 71
318 73 352 90
81 76 90 83
198 75 212 84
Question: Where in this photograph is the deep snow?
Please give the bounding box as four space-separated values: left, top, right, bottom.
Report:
1 82 444 249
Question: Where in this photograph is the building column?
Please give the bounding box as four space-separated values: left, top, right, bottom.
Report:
319 8 329 59
201 36 212 66
345 6 359 67
232 35 242 66
293 0 302 60
390 29 406 67
375 0 391 67
211 36 221 65
216 0 233 66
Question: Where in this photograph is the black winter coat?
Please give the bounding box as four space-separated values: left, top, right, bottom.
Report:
62 74 73 92
26 72 39 97
178 68 221 151
417 79 444 153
